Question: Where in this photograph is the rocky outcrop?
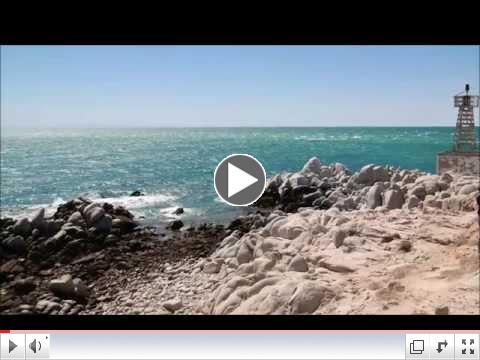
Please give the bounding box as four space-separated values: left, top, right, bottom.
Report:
199 204 479 314
197 159 479 315
256 158 478 216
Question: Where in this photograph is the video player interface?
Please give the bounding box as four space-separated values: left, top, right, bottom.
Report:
0 331 479 360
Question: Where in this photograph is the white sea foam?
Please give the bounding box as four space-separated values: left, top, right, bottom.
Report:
3 193 180 221
91 193 177 210
294 135 328 142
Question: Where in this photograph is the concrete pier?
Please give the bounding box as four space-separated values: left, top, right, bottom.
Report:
437 151 480 176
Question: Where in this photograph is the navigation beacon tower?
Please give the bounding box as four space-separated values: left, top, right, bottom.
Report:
453 84 479 152
437 84 480 175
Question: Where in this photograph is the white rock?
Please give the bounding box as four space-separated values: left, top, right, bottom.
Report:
301 157 322 174
287 255 308 272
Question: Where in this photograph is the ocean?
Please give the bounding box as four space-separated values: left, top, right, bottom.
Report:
1 127 477 224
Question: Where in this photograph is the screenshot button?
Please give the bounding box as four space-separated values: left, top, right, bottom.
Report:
406 334 429 360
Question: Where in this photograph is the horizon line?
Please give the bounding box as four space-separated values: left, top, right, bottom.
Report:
1 125 476 130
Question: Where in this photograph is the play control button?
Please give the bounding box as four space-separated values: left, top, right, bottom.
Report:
214 154 266 206
9 340 17 353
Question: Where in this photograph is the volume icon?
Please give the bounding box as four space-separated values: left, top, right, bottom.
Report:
29 338 41 354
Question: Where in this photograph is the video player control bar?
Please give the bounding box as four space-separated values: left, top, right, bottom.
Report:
0 332 479 360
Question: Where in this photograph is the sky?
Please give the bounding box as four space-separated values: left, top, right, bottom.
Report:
1 45 479 128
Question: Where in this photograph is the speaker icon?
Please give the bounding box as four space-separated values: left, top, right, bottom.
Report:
29 338 42 354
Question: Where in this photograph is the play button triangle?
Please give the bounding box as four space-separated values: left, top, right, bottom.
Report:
228 162 258 198
9 339 17 353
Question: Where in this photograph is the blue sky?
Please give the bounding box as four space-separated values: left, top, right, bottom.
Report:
1 45 478 127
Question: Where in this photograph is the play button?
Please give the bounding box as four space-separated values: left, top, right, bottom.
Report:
214 154 266 206
9 340 17 353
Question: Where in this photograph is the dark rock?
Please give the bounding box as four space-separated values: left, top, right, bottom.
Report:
130 190 144 197
49 274 89 301
92 215 112 233
67 211 84 226
398 240 412 252
13 218 31 237
435 306 449 315
2 235 27 254
113 206 135 219
168 220 184 231
112 215 138 233
173 207 184 215
302 190 323 205
292 185 316 197
12 277 37 294
31 208 46 230
62 224 87 238
0 259 24 275
31 228 40 239
45 220 64 237
83 204 105 225
44 230 67 251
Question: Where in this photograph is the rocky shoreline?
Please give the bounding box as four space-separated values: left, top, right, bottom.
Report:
1 158 479 315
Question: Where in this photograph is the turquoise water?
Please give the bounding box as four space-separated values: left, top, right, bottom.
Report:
1 127 477 224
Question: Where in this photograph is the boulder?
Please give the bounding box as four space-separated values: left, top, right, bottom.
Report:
327 189 346 204
13 218 32 237
168 220 184 231
12 277 36 294
236 243 253 264
92 214 112 233
366 182 385 209
45 219 64 237
330 228 347 248
44 229 67 250
334 196 356 211
83 203 105 224
333 162 347 175
459 184 478 195
440 173 453 184
406 195 421 209
288 173 310 188
442 195 472 212
30 208 46 230
67 211 84 226
409 185 427 200
302 191 323 206
130 190 144 197
312 196 327 208
287 282 335 314
1 235 27 254
424 195 442 209
203 261 222 274
398 240 412 252
112 215 138 233
163 298 183 313
435 306 449 315
49 275 89 300
287 255 308 272
173 207 184 215
356 164 390 185
415 175 441 195
383 189 404 209
301 157 322 175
